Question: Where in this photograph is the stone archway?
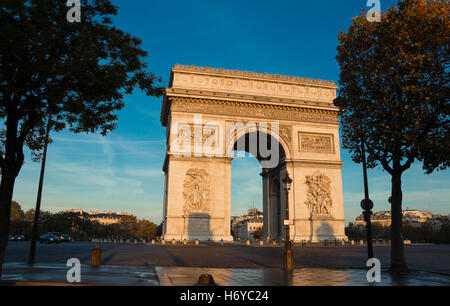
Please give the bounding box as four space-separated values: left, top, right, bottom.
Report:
160 65 347 242
230 130 287 241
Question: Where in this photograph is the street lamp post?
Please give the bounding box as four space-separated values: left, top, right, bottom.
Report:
283 173 293 271
333 96 374 260
28 114 52 264
360 134 374 259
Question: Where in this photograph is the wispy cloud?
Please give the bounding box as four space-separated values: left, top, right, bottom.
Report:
13 130 166 223
123 168 163 177
53 136 164 145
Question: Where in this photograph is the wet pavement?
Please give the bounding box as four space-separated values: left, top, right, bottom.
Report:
5 242 450 274
156 266 450 286
2 262 450 286
3 242 450 286
1 262 159 286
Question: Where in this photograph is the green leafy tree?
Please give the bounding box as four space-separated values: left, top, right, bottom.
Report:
438 224 450 244
156 222 163 238
345 223 366 241
251 227 264 241
119 216 139 239
336 0 449 272
0 0 162 276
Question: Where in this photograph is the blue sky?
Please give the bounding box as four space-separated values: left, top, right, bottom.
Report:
12 0 450 224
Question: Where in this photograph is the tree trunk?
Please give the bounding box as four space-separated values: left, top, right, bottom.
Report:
389 168 408 273
0 107 23 278
0 169 16 278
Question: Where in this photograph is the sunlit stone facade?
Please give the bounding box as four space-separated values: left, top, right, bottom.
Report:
160 65 347 242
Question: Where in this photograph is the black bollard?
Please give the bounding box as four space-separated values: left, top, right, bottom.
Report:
91 245 101 267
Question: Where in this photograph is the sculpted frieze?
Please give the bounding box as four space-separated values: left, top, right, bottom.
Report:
171 67 337 103
299 132 334 154
171 99 339 124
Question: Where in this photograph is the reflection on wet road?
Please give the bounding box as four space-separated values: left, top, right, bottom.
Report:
2 263 450 286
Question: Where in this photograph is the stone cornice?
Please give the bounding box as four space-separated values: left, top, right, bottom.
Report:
167 154 233 164
172 64 337 88
170 66 337 104
166 97 340 126
165 88 337 110
288 159 344 167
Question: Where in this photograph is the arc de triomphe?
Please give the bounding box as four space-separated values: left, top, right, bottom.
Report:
160 65 347 242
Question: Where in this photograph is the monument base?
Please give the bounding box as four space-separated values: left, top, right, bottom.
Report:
293 235 349 243
292 219 347 242
163 234 234 242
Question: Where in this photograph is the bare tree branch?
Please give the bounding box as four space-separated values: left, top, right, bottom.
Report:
379 151 394 174
400 155 415 173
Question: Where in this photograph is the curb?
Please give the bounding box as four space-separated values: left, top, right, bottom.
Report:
0 281 92 287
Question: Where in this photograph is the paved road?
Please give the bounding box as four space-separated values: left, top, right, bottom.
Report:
3 263 450 286
4 241 450 274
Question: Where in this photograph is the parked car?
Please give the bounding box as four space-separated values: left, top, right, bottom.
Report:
61 234 72 242
8 235 13 241
48 232 63 241
39 234 60 244
12 235 25 241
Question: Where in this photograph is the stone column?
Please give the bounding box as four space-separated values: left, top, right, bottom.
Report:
163 155 233 242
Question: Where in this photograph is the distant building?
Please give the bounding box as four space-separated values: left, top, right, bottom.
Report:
429 214 450 230
355 209 448 230
231 208 264 241
355 210 392 227
61 209 134 225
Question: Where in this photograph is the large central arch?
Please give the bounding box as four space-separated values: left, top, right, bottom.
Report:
160 65 347 242
231 130 287 241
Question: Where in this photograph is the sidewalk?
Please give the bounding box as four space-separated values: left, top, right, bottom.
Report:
1 262 450 286
1 263 158 286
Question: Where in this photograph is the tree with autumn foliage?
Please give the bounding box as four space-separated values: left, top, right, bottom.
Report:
0 0 162 277
137 220 157 240
336 0 449 272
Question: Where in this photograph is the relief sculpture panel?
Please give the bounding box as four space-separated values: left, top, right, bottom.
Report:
176 123 219 150
183 168 211 214
305 172 333 216
299 132 334 154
